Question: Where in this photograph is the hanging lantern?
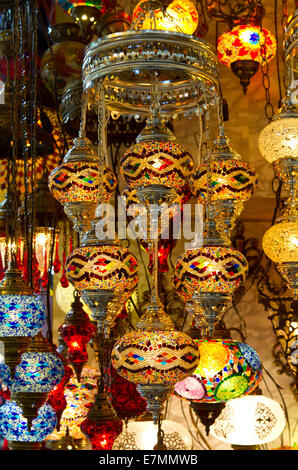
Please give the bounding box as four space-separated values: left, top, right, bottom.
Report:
58 290 96 382
111 303 200 423
113 416 193 450
210 395 286 447
40 23 85 99
174 338 262 404
0 257 46 378
0 333 64 430
46 363 74 431
45 366 99 448
120 120 194 194
80 389 123 450
0 400 57 450
57 1 113 42
49 136 117 236
217 24 276 93
132 0 199 35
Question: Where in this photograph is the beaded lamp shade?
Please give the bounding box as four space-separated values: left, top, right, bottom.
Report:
171 245 248 302
132 0 199 35
217 25 276 67
210 395 286 446
65 244 138 299
189 157 258 204
0 401 57 450
174 339 262 403
120 140 194 192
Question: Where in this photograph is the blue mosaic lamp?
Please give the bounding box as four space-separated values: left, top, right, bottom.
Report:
0 400 57 450
1 333 65 431
0 255 46 379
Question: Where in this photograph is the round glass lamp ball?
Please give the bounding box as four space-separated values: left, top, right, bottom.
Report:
262 221 298 264
210 395 286 446
40 40 84 97
174 339 262 403
120 140 194 191
0 294 46 337
65 244 138 299
258 117 298 164
0 400 56 442
111 329 199 386
217 24 276 67
172 246 248 302
49 162 117 205
189 159 258 203
132 0 199 35
0 350 65 393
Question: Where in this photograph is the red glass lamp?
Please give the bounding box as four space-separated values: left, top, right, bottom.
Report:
58 290 96 382
217 24 276 93
46 364 74 431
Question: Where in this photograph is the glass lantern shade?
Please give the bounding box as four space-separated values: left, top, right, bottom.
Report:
58 0 109 14
49 162 117 205
172 246 248 302
111 329 199 386
189 159 258 204
132 0 199 35
113 419 193 450
0 294 46 337
174 339 262 403
0 400 57 443
120 140 194 192
0 350 65 394
40 40 85 97
210 395 286 446
65 244 138 299
80 416 123 450
262 221 298 263
217 24 276 67
258 116 298 164
46 364 73 430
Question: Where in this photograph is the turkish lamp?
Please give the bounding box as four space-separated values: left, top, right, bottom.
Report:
217 24 276 94
46 363 74 431
58 290 96 382
0 254 46 378
56 427 81 450
210 395 286 447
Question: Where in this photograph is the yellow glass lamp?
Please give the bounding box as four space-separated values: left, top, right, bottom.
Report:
132 0 199 35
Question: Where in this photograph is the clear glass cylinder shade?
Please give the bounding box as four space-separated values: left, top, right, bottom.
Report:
210 395 286 446
0 401 56 442
258 117 298 164
262 221 298 263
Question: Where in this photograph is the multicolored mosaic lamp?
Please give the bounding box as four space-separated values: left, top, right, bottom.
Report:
49 135 117 236
132 0 199 35
217 23 276 93
58 290 96 382
0 255 46 379
0 333 64 430
0 400 57 450
189 132 258 242
210 395 286 447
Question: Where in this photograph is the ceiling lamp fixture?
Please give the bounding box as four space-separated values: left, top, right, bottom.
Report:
217 23 276 94
132 0 199 35
57 1 115 42
210 395 286 448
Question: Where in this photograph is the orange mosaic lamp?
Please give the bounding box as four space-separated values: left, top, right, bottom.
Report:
217 24 276 93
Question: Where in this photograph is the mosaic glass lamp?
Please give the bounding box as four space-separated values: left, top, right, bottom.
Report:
210 395 286 447
0 400 57 450
217 24 276 93
132 0 199 35
113 416 193 450
0 255 46 379
0 333 64 430
49 135 117 235
111 303 200 424
46 363 74 431
58 290 96 382
174 338 262 404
